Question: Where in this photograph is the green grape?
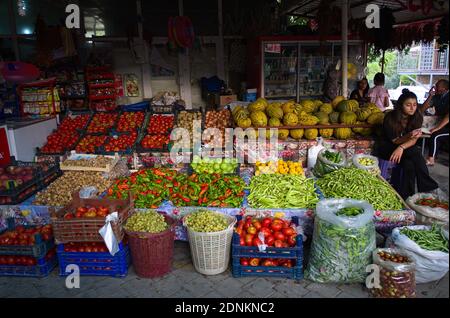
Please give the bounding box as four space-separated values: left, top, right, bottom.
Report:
185 209 228 232
124 211 168 233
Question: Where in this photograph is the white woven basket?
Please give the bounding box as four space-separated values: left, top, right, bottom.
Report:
185 213 236 275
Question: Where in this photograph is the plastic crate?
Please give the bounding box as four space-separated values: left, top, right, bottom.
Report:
0 219 55 258
231 215 303 280
0 255 57 277
0 158 42 197
57 242 130 277
39 169 63 188
0 183 43 205
51 192 133 244
113 109 147 134
121 101 150 112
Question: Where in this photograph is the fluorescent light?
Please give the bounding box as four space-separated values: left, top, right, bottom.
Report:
22 28 32 34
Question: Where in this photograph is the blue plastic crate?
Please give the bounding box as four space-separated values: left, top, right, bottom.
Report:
231 215 303 280
0 219 55 258
0 255 57 277
57 242 130 277
232 260 303 280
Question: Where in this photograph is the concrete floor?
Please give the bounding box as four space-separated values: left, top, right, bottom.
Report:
0 152 448 298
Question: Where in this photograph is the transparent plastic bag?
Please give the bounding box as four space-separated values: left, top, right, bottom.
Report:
370 248 416 298
79 186 98 199
406 190 449 225
312 148 347 178
306 198 376 283
352 154 380 175
307 137 325 170
391 225 449 283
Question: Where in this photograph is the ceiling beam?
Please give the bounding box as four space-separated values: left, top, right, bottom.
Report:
282 0 317 15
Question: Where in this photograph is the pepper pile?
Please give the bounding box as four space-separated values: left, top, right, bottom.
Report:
316 168 404 210
415 197 448 210
107 168 245 208
400 225 448 253
248 174 318 209
306 216 376 283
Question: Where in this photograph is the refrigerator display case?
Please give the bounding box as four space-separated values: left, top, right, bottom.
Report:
247 36 366 101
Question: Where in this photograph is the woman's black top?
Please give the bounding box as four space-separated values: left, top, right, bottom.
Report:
350 89 367 106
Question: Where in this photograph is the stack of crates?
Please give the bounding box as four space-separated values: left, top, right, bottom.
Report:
51 193 133 277
0 219 57 277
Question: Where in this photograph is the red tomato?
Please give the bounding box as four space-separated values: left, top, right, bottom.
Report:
252 220 262 231
282 227 296 237
262 259 275 267
259 227 272 238
261 218 272 228
239 236 245 246
270 221 283 232
265 235 275 246
288 235 296 247
249 258 260 267
273 232 285 242
245 234 254 246
247 226 257 235
252 237 263 247
240 258 249 266
274 240 284 248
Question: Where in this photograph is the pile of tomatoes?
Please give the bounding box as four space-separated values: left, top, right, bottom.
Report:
40 114 90 154
0 224 53 246
63 242 110 253
104 132 138 152
75 135 108 153
63 206 110 219
116 111 145 132
87 112 118 134
240 258 296 268
236 216 297 248
140 134 170 149
0 248 56 266
147 114 174 134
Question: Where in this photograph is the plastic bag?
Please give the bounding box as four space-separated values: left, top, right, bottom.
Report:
391 225 449 283
352 154 380 175
370 248 416 298
79 186 98 199
306 198 376 283
406 190 449 225
312 148 347 178
98 212 120 256
307 137 325 170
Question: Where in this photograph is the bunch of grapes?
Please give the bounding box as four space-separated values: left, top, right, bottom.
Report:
124 211 168 233
185 209 229 233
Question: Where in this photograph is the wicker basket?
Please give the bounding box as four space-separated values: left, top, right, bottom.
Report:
125 212 175 278
185 213 236 275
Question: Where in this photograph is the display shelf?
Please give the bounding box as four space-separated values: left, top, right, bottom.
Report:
89 95 116 101
18 78 60 116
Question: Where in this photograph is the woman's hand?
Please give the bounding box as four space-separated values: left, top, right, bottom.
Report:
390 146 404 164
411 129 423 138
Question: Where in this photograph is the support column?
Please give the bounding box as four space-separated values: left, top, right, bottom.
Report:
216 0 225 82
178 0 192 108
8 0 20 60
341 0 348 97
136 0 152 98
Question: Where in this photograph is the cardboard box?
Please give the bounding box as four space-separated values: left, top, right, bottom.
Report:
217 94 237 106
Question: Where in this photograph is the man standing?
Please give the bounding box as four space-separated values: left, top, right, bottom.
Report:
420 79 449 166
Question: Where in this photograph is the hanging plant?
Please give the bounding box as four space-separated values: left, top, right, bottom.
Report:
371 7 396 55
437 16 449 51
422 22 436 43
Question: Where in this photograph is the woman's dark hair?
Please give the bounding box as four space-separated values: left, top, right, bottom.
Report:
373 73 385 86
385 89 423 137
357 77 369 96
